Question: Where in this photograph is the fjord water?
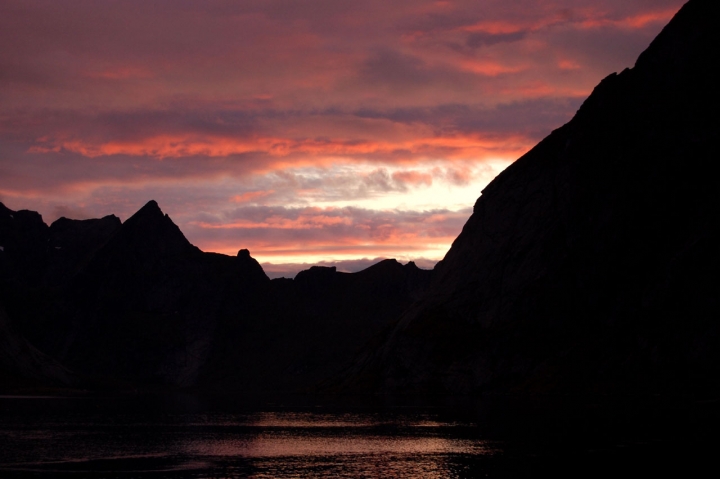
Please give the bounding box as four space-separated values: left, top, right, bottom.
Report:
0 395 502 478
1 395 716 478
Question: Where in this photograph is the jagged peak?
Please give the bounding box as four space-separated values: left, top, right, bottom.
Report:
129 200 164 220
122 200 180 231
110 200 195 255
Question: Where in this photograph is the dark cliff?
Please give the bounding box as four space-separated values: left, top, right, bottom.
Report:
340 0 720 396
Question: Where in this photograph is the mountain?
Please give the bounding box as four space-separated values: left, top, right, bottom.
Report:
0 301 79 391
44 215 122 286
339 0 720 396
200 259 432 393
6 2 714 398
0 200 431 393
0 202 49 287
37 200 269 387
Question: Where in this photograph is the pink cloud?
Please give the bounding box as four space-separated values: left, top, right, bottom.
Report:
231 191 273 204
392 170 433 187
558 59 582 71
0 0 687 264
181 205 471 259
575 8 679 30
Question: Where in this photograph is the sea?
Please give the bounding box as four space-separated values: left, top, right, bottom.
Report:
0 393 716 478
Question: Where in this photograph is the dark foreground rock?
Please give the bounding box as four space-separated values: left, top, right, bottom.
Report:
338 0 720 396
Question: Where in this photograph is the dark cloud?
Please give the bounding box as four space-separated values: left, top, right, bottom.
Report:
353 97 584 139
0 107 264 144
359 50 433 88
362 169 403 193
465 30 528 49
549 25 665 74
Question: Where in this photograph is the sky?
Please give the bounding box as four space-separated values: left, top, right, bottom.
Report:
0 0 686 277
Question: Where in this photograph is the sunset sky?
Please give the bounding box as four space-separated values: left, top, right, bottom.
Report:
0 0 685 277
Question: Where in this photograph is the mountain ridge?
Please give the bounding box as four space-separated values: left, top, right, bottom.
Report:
0 199 432 393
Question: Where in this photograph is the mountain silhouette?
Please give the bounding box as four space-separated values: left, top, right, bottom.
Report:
0 202 49 287
44 201 270 387
0 200 431 393
337 0 720 396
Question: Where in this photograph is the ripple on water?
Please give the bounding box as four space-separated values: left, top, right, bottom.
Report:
0 407 500 478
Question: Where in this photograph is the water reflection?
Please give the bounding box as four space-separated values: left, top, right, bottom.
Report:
0 398 498 478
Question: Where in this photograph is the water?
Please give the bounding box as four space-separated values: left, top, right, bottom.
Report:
0 394 716 478
0 396 500 478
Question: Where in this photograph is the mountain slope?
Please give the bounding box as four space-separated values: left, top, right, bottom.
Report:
0 301 78 392
341 0 720 396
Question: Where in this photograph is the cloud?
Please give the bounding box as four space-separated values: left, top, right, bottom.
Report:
359 50 433 88
392 170 433 187
352 97 584 138
182 204 472 260
231 191 273 203
439 166 474 186
465 30 528 48
0 0 687 265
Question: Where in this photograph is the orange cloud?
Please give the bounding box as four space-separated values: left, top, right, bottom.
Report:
577 8 678 30
391 170 433 187
194 214 354 230
458 61 526 76
621 9 678 28
558 60 581 71
28 132 532 165
231 191 273 203
457 6 678 38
